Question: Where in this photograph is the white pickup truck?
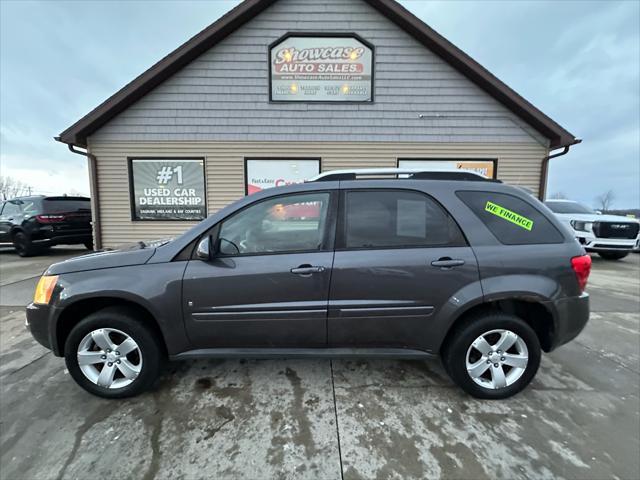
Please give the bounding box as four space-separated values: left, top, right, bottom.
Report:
545 200 640 260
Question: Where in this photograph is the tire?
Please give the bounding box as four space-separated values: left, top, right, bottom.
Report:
443 311 541 400
84 240 94 251
12 232 37 257
64 307 165 399
598 251 628 260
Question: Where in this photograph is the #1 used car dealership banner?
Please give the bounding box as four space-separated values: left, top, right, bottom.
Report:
246 159 320 194
130 159 206 220
270 35 373 102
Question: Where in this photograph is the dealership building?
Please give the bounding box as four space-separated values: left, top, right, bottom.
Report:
57 0 579 249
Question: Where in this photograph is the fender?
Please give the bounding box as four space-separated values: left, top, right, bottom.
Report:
426 274 561 353
49 261 191 356
481 274 560 323
425 279 485 353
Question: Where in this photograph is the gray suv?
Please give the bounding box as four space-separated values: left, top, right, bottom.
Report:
26 169 591 400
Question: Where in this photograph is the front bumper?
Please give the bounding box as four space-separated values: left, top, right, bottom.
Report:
574 231 638 252
26 302 54 351
546 292 590 351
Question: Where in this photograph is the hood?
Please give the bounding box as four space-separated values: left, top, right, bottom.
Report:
46 243 157 275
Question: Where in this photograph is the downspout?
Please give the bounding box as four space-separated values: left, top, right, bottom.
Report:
538 138 582 201
64 142 103 250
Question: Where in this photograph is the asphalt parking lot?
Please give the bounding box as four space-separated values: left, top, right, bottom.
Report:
0 248 638 480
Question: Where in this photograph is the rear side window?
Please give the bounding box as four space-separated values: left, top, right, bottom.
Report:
456 191 564 245
1 201 21 216
342 190 465 249
42 198 91 213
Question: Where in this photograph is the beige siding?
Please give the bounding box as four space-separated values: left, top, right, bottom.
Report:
89 141 548 248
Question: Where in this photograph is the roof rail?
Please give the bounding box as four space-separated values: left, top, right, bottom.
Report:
308 168 498 183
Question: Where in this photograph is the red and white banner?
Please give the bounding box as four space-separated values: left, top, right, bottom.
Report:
246 159 320 195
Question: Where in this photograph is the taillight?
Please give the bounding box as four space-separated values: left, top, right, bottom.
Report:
571 254 591 293
36 214 65 223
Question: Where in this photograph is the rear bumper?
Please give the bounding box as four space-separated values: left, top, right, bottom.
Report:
546 292 590 351
31 233 92 246
26 302 55 352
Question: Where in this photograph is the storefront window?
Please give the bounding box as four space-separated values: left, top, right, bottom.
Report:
245 159 320 194
129 158 206 221
398 159 496 179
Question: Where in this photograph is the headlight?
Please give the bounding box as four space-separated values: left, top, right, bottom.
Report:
33 275 58 305
570 220 592 232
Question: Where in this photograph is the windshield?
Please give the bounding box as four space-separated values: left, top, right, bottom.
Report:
545 201 595 214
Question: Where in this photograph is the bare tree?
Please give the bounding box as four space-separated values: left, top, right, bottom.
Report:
549 191 568 200
595 189 615 212
0 176 32 200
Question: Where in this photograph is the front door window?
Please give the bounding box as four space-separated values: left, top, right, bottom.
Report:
218 192 330 255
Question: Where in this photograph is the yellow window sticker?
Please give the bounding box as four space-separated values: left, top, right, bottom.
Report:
485 201 534 231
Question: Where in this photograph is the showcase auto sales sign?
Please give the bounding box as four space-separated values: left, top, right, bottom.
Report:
270 36 373 102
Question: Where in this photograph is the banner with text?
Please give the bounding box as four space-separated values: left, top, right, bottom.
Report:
270 36 373 102
398 159 496 179
246 159 320 194
131 159 206 220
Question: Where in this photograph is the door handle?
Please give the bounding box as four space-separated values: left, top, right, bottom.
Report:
431 257 465 269
290 265 326 275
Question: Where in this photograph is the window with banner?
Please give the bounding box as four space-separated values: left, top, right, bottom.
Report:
398 159 497 179
129 158 206 221
269 34 374 102
245 159 320 195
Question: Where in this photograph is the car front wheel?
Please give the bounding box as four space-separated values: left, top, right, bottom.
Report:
64 307 164 398
443 312 541 399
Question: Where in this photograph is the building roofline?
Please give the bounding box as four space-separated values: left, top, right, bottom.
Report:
57 0 578 149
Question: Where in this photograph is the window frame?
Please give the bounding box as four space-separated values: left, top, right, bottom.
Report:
335 188 468 251
202 190 339 259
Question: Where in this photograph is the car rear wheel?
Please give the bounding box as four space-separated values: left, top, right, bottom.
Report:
598 251 628 260
64 307 164 398
443 311 541 399
12 232 37 257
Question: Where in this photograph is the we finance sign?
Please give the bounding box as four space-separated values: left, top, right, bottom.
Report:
270 35 373 102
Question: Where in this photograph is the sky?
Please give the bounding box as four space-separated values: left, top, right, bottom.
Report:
1 0 639 208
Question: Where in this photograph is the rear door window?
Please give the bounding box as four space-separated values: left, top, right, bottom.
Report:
456 191 564 245
341 190 465 249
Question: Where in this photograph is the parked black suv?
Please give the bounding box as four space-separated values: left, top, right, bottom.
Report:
26 170 591 399
0 196 92 256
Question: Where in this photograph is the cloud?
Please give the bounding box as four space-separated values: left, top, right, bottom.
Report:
1 0 638 207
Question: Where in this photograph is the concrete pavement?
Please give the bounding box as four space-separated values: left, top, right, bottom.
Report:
0 251 638 479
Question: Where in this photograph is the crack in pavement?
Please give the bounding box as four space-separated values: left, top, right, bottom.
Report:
2 351 51 378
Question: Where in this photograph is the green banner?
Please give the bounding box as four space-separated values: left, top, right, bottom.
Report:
485 201 534 231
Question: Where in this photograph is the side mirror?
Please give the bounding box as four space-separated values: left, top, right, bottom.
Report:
196 236 212 260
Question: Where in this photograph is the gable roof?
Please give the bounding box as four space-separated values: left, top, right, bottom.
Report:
57 0 578 149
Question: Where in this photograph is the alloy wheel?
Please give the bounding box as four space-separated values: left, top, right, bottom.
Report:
465 329 529 389
77 328 142 389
